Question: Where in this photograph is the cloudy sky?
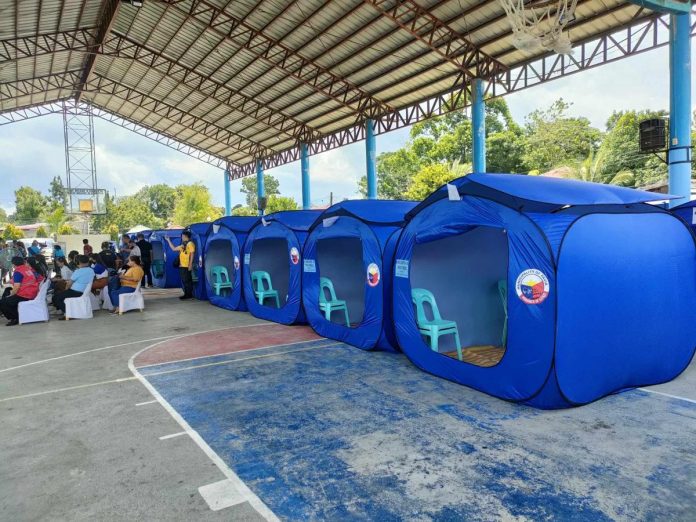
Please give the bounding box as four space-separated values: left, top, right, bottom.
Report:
1 40 694 215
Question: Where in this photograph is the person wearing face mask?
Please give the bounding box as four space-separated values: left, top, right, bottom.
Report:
166 231 195 300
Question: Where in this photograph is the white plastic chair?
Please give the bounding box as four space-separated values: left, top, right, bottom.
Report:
65 281 94 320
119 280 145 315
100 286 114 311
18 279 51 324
89 290 101 311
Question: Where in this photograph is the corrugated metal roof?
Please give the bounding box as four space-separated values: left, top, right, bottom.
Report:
0 0 680 171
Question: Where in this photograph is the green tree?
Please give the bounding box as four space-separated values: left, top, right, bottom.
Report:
44 206 68 235
136 184 178 221
172 183 222 226
105 223 120 240
231 205 258 216
35 225 48 237
0 207 7 223
523 99 602 172
2 223 24 239
57 223 80 235
240 175 281 210
405 163 464 201
106 196 162 231
595 110 668 187
48 176 68 211
358 149 422 199
14 187 47 224
266 195 299 213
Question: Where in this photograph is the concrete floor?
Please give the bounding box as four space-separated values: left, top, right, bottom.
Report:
1 290 695 521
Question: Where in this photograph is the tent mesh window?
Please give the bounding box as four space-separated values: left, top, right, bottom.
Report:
410 226 508 367
206 239 235 296
249 238 290 308
316 237 365 327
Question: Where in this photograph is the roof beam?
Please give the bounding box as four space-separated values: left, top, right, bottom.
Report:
86 75 273 158
74 0 120 103
0 100 67 124
0 70 82 104
160 0 394 120
103 32 320 143
0 28 98 62
362 0 507 80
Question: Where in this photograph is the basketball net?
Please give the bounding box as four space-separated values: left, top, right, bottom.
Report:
498 0 579 55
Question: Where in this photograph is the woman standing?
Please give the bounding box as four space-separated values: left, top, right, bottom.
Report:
166 231 195 300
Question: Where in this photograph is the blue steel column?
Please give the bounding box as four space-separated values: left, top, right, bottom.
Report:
256 159 265 216
301 143 311 209
223 167 231 216
472 78 486 173
668 12 692 208
365 119 377 199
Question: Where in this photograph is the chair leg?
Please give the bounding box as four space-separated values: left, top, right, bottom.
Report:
429 329 439 352
344 308 350 327
324 307 331 321
502 318 508 348
274 295 280 308
453 329 463 361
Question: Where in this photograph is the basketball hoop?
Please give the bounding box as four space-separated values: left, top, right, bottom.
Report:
499 0 578 55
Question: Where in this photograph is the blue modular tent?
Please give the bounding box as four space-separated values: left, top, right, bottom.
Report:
671 200 696 232
243 210 323 324
149 229 183 289
303 200 417 351
186 222 212 300
392 173 696 409
204 216 259 311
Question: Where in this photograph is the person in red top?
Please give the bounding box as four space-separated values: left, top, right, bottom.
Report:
0 256 44 326
83 238 93 256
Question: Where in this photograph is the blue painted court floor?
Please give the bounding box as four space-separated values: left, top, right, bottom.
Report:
141 341 696 521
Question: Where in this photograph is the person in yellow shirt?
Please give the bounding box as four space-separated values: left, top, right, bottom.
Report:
109 255 145 315
166 231 195 300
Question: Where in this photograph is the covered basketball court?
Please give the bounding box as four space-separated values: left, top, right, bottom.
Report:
1 0 694 519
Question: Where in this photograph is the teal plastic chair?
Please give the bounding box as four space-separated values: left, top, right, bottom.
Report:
252 271 280 308
411 288 462 361
210 266 233 296
319 277 350 326
498 280 508 347
151 259 165 279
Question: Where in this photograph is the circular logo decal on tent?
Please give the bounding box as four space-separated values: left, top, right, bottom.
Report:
234 256 240 271
367 263 380 287
515 269 550 305
290 247 300 265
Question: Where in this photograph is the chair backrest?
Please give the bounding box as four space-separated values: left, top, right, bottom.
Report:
36 279 50 301
252 271 272 292
211 265 230 284
81 281 93 298
319 277 338 303
411 288 442 324
497 279 507 313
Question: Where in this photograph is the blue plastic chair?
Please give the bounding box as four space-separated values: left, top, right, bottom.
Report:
498 280 508 347
411 288 462 361
151 259 165 279
319 277 350 326
252 271 280 308
210 266 233 296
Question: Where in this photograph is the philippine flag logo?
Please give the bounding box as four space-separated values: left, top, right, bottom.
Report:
290 247 300 265
515 269 550 305
367 263 380 287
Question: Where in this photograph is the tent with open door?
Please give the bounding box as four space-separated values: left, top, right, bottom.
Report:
303 200 417 351
392 173 696 409
149 229 182 289
204 216 259 311
186 222 212 300
243 210 322 324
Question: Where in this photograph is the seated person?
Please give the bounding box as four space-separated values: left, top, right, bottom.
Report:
109 255 144 314
67 250 80 271
53 243 65 261
89 253 110 293
99 242 117 271
0 256 43 326
27 256 48 280
52 257 72 293
28 240 41 256
52 255 95 315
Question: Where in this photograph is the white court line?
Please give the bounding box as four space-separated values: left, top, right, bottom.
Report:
143 343 338 377
128 335 299 521
0 323 266 374
159 431 187 440
637 387 696 405
0 376 136 403
136 400 158 406
136 337 335 370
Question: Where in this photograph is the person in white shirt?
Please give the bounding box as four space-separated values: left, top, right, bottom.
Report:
128 238 141 258
51 257 73 293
